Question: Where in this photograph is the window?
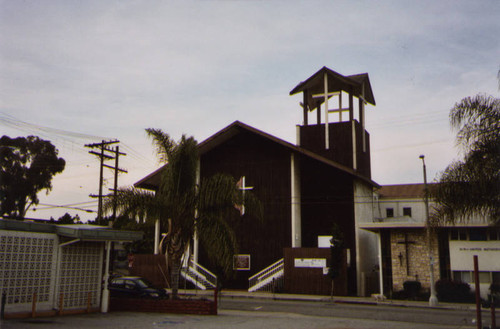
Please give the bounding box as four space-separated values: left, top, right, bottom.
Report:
125 281 136 290
450 229 467 241
478 272 491 284
453 271 471 283
469 228 487 241
403 207 412 217
489 229 499 241
492 272 500 284
386 208 394 218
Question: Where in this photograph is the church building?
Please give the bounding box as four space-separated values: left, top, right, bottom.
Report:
136 67 382 295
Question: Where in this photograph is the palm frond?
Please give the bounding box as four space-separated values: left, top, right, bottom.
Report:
146 128 176 164
434 94 500 225
198 173 239 213
197 212 238 276
103 187 162 223
159 135 198 198
450 94 500 152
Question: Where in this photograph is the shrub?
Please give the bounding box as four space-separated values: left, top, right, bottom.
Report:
436 279 474 303
403 281 421 299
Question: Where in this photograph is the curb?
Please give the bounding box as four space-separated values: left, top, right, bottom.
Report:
176 289 480 311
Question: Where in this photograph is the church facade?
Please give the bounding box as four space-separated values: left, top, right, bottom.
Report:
136 67 500 298
136 67 382 295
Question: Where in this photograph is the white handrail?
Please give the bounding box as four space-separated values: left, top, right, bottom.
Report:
180 259 217 290
248 258 284 292
190 260 217 287
248 258 284 281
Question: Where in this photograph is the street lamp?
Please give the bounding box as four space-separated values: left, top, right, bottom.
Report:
419 155 438 306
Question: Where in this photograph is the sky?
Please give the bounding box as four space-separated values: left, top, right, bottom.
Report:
1 0 499 221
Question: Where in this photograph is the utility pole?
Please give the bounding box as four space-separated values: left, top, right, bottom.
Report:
419 154 438 307
85 140 127 226
85 140 127 314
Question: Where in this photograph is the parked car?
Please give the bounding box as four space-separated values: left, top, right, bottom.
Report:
109 276 168 299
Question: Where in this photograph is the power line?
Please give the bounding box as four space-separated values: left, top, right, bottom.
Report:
0 111 110 141
33 202 97 213
0 111 156 168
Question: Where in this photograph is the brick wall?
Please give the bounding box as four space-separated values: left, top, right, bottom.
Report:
109 297 217 315
390 229 440 292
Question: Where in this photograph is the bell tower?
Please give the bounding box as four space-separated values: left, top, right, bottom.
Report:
290 67 375 179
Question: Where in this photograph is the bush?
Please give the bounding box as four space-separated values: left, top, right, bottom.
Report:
403 281 422 299
436 279 474 303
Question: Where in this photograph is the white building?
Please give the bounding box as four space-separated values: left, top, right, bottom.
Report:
361 183 500 299
0 219 142 317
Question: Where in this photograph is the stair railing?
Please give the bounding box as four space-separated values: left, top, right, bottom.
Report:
180 258 217 290
248 258 284 292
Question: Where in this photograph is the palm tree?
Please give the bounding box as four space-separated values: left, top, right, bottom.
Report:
107 128 260 298
432 94 500 225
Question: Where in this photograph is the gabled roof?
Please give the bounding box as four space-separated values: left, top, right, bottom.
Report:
289 66 375 106
378 183 437 199
135 121 380 190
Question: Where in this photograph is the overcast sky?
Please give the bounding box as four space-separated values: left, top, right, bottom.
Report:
1 0 499 221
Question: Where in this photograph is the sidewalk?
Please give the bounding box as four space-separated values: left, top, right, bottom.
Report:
173 288 479 312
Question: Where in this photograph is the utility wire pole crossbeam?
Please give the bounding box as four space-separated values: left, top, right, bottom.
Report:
85 140 127 225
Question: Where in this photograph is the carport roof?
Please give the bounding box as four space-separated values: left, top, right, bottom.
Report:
0 219 143 242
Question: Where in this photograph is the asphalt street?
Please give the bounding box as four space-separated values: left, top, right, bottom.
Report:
0 309 477 329
2 297 492 329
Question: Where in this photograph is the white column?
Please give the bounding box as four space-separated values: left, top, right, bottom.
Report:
377 231 384 297
101 240 111 313
193 159 201 263
324 73 329 150
352 120 357 170
291 153 302 247
339 92 343 122
361 83 366 152
193 231 199 263
296 125 301 146
154 219 160 255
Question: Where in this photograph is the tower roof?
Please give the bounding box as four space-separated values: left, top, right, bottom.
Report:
289 66 375 107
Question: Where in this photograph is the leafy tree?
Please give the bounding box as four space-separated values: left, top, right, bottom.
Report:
110 215 156 254
49 213 81 224
0 135 65 219
105 128 261 298
432 94 500 225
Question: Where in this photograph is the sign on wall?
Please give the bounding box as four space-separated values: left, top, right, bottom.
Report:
318 236 333 248
233 254 251 270
449 241 500 271
294 258 327 268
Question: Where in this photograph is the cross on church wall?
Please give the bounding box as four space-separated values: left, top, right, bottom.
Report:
236 176 253 216
397 233 416 275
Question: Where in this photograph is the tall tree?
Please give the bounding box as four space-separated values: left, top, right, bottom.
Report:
107 128 260 298
0 135 65 219
432 94 500 225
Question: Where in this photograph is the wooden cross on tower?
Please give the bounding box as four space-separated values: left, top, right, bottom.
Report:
397 233 416 275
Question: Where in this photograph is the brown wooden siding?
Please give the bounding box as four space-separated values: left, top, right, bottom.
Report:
199 131 292 288
299 121 371 179
299 155 357 294
129 254 169 288
283 248 347 296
